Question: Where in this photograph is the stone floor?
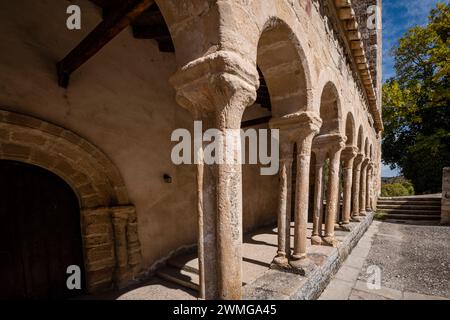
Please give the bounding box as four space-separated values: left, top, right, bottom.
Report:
94 217 370 300
319 220 450 300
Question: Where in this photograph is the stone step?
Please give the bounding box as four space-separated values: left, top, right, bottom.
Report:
156 265 200 292
377 204 441 211
377 200 441 206
383 213 441 221
378 197 441 202
384 219 441 225
167 253 199 275
378 208 441 215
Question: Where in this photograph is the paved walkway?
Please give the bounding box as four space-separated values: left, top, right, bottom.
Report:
94 219 370 300
319 220 450 300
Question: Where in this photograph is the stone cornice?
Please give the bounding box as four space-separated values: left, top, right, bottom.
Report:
327 0 383 133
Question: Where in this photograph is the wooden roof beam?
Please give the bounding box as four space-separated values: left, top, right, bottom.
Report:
57 0 154 88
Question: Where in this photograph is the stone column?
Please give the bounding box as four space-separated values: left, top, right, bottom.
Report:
271 134 294 267
170 51 259 300
351 153 364 221
366 162 373 211
192 113 218 300
311 149 326 245
359 158 369 216
271 112 321 274
111 207 130 288
323 142 345 247
340 146 358 231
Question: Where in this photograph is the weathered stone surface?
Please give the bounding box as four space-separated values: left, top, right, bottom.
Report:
243 213 374 300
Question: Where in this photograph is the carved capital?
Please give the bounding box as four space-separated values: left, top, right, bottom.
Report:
353 153 365 167
270 111 322 143
313 133 346 153
170 50 259 128
341 146 358 162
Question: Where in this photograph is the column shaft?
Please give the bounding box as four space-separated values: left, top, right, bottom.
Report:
273 150 293 265
359 161 368 215
323 148 342 246
342 157 355 225
311 152 325 245
351 155 364 219
293 135 315 259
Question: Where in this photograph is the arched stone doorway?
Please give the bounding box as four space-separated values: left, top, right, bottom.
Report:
0 160 85 299
0 109 142 294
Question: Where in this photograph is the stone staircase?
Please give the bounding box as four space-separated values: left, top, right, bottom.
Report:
155 252 200 292
377 196 441 223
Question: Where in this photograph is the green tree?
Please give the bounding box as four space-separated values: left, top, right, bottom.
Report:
382 2 450 194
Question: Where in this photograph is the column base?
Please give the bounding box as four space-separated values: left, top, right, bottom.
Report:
289 257 316 276
359 211 367 216
322 236 339 247
270 255 289 269
338 223 352 232
311 235 323 245
351 215 361 222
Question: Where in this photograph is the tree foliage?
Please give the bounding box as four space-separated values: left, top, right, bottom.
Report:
382 2 450 194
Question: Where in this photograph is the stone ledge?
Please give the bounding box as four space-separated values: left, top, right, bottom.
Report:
243 212 374 300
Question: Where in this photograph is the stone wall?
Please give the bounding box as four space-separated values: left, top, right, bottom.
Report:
442 167 450 224
0 0 286 286
0 0 382 293
353 0 382 108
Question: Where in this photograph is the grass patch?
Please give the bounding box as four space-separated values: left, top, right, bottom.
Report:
374 211 388 220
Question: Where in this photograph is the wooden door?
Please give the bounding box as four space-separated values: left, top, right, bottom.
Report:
0 160 85 299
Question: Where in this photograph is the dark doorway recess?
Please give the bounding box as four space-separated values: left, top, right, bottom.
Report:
0 160 85 299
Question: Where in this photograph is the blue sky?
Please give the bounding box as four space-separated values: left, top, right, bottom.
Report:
381 0 442 177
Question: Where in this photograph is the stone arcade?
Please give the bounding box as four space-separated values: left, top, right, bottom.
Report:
0 0 382 300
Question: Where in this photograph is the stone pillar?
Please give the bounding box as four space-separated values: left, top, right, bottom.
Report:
441 167 450 224
192 114 218 300
323 142 345 247
271 134 294 267
311 150 326 245
111 207 130 288
351 153 364 221
81 207 115 293
359 159 369 216
366 162 373 211
340 146 358 231
271 112 321 274
170 51 259 300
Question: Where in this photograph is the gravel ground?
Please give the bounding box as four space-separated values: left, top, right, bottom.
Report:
359 221 450 298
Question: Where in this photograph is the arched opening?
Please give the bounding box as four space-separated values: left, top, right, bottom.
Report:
319 82 341 135
240 18 311 288
0 160 85 299
345 113 356 147
310 81 343 243
365 137 370 157
357 126 364 153
0 110 139 295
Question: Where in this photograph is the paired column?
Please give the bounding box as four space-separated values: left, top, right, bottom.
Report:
271 134 294 267
351 153 364 221
170 51 259 300
270 112 322 274
311 150 326 245
359 158 369 216
322 143 345 247
366 162 373 211
340 146 358 231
